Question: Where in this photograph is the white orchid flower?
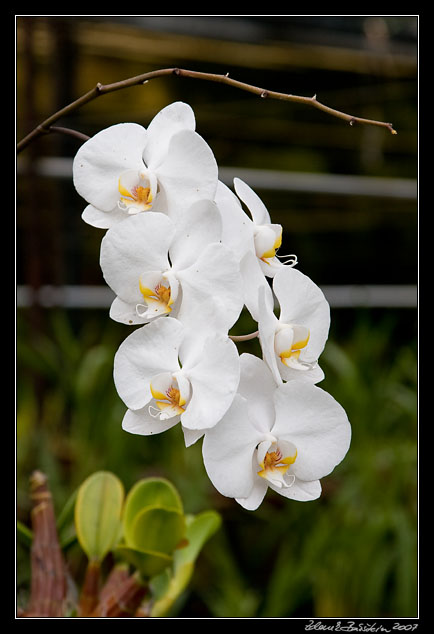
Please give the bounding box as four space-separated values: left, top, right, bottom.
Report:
202 353 351 510
213 181 269 320
113 317 240 446
99 201 244 335
214 179 297 321
258 266 330 384
233 177 298 277
73 101 218 228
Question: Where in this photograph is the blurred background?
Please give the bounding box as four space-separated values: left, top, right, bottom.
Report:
16 16 418 618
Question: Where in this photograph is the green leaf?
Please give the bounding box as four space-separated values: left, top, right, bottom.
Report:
57 487 78 532
115 545 173 578
150 510 221 617
74 471 124 562
174 511 221 571
130 506 185 555
17 520 33 548
122 477 183 546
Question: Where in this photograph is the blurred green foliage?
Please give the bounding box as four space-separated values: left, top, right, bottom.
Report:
16 306 417 618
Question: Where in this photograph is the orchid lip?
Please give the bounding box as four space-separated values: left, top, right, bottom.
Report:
149 372 191 421
117 168 158 214
274 323 312 371
136 270 179 319
254 225 282 263
256 439 297 488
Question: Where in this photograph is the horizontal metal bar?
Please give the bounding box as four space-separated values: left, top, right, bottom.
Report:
16 284 417 309
219 167 417 200
17 157 417 200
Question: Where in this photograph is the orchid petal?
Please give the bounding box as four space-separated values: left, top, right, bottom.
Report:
235 478 268 511
273 267 330 363
268 478 322 502
202 395 263 499
175 242 244 334
81 204 127 229
280 361 325 384
180 334 240 430
182 427 205 448
214 180 255 259
100 212 175 306
109 297 148 326
272 381 351 482
113 318 183 410
144 102 196 170
156 129 218 218
254 224 280 260
233 177 271 225
258 255 284 278
169 199 223 271
239 250 272 322
122 406 180 437
73 123 147 211
257 285 284 385
238 353 278 431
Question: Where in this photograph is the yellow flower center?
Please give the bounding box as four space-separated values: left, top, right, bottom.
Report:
139 280 173 315
150 382 186 418
119 183 152 209
275 324 310 369
258 447 297 481
260 231 282 263
117 170 156 213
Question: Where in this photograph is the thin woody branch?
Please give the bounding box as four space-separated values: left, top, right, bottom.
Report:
17 67 396 153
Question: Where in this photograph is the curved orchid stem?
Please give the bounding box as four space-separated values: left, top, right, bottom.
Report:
49 126 90 142
230 331 259 342
17 67 396 153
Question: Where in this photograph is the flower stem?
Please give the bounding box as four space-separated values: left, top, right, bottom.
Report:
17 67 397 153
230 331 259 342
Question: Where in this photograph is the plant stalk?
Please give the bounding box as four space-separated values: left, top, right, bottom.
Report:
22 471 67 617
78 559 101 617
17 67 397 153
89 571 147 617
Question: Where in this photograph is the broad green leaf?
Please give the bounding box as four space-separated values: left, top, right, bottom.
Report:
115 545 173 578
123 477 183 545
174 511 221 571
150 510 221 617
130 506 185 555
74 471 124 561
